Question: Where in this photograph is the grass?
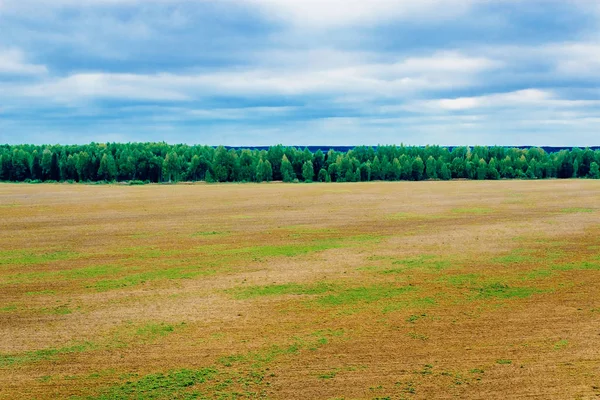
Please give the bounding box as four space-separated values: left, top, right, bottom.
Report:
3 181 600 399
451 207 494 215
439 273 480 287
0 342 96 367
231 282 336 299
91 265 218 291
84 368 218 400
554 339 568 350
560 208 594 214
190 230 229 237
0 249 80 266
474 283 540 300
316 285 417 307
135 323 176 342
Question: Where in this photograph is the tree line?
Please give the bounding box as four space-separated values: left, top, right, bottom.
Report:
1 143 599 183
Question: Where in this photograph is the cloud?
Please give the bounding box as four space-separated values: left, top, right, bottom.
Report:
244 0 479 28
549 43 600 77
0 48 47 75
401 89 600 113
1 50 499 104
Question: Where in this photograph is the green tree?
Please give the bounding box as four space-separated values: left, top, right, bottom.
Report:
440 163 451 180
256 158 273 182
302 160 314 182
98 153 118 181
476 158 488 180
371 156 381 180
412 157 424 181
390 158 401 180
589 162 600 179
425 156 437 180
212 146 235 182
281 155 295 182
317 168 328 182
41 149 53 181
162 152 181 182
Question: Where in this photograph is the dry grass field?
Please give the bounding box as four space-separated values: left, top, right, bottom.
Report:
1 180 600 400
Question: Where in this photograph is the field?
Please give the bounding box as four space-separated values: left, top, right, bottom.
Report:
1 180 600 400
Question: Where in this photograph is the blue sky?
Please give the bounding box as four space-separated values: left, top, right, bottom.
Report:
0 0 599 146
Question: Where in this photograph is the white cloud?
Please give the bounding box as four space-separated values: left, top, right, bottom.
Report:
16 73 190 101
245 0 478 28
403 89 600 113
549 43 600 77
0 48 47 75
1 50 498 103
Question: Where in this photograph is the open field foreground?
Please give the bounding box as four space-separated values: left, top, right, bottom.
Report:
1 180 600 400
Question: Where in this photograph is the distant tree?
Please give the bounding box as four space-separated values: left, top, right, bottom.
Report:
302 160 314 182
239 149 256 182
255 158 273 182
425 156 437 180
412 157 424 181
98 153 118 181
41 149 53 181
267 145 285 181
589 162 600 179
313 149 325 175
212 146 235 182
387 158 399 180
476 158 488 180
317 168 328 182
371 156 381 180
281 155 295 182
440 163 451 180
162 152 180 182
327 163 338 182
487 158 500 180
263 160 273 182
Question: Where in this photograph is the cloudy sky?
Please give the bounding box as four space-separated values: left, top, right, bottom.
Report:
1 0 599 146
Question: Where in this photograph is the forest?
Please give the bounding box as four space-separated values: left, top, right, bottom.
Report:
1 143 599 183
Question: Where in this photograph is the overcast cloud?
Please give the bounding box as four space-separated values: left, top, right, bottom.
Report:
0 0 599 145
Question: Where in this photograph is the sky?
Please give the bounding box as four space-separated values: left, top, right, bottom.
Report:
0 0 599 146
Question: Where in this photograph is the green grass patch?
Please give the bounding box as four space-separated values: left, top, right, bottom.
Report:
492 253 532 265
3 264 123 285
451 207 494 215
26 290 56 296
0 305 17 313
439 273 480 287
316 285 417 307
522 269 554 280
560 208 594 214
42 305 73 315
554 339 568 350
474 283 540 299
218 329 341 368
318 370 338 380
223 241 341 259
85 368 218 400
388 212 448 220
552 261 600 271
223 235 381 261
0 342 96 367
190 231 229 238
91 265 218 292
0 249 80 266
496 359 512 365
380 255 452 273
135 323 176 342
231 282 336 300
382 297 436 314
